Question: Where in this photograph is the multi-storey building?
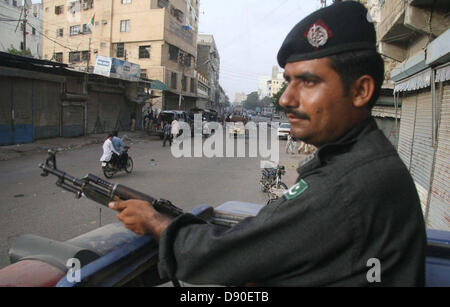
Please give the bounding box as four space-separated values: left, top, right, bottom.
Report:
257 75 270 99
376 0 449 230
41 0 200 111
267 66 285 98
0 0 43 59
234 92 247 105
196 34 220 111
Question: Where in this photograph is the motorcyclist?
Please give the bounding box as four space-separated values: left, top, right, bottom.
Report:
112 131 128 169
100 133 121 169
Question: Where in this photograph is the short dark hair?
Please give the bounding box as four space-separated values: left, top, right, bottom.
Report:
107 133 114 138
328 50 384 109
112 131 119 137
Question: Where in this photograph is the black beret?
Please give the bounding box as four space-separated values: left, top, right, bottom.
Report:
277 1 377 68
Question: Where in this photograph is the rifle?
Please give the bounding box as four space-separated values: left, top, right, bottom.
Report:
38 150 184 218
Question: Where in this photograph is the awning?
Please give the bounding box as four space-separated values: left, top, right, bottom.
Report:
436 63 450 83
394 68 432 93
150 80 169 91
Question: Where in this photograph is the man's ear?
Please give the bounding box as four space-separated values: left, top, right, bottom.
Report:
351 75 375 108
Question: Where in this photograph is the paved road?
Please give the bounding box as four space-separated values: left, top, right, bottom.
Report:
0 129 305 269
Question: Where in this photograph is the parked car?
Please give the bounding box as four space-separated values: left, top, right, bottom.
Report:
277 123 291 139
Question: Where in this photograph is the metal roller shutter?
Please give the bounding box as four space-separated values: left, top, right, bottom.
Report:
410 91 434 213
428 82 450 230
397 94 417 169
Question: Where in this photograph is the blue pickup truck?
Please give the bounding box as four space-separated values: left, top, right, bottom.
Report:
0 201 448 287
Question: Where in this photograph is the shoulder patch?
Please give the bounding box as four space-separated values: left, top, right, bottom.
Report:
284 179 309 200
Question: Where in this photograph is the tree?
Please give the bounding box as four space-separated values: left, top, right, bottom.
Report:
7 45 33 58
271 83 287 112
243 91 260 110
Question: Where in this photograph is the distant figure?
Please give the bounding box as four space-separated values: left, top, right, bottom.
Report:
162 121 172 147
130 112 136 132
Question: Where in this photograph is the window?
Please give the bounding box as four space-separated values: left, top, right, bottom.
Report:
190 77 195 93
171 72 177 89
169 44 179 62
12 0 17 7
32 27 36 36
56 28 63 37
69 51 81 63
182 76 187 91
116 43 124 58
140 69 147 79
171 7 184 23
81 51 90 61
82 24 92 34
55 5 64 15
139 46 150 59
70 25 81 36
157 0 169 8
120 20 130 32
54 52 63 63
82 0 94 10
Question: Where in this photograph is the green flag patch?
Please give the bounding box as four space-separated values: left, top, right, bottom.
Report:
284 179 309 200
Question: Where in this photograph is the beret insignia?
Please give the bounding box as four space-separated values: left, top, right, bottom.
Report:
304 19 333 49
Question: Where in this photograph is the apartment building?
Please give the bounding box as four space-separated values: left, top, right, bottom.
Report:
197 34 221 111
41 0 200 111
0 0 43 59
376 0 449 230
267 66 285 98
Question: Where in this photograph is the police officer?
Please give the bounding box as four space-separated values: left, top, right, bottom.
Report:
109 1 426 286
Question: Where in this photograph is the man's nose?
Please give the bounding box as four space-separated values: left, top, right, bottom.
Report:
279 83 298 109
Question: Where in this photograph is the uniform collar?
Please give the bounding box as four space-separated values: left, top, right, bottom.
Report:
296 117 377 178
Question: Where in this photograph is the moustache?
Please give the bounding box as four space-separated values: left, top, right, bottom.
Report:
284 108 310 120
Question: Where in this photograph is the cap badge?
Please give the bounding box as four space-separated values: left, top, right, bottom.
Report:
305 19 333 48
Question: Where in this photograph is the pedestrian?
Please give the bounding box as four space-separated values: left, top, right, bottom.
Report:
130 111 136 132
171 118 181 141
109 2 426 286
162 121 172 147
285 132 295 154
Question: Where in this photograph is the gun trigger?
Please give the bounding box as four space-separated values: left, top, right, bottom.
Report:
113 196 121 201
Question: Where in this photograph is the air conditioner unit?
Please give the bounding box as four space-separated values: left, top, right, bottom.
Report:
102 20 107 25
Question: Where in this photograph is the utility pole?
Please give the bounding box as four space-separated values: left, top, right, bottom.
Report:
22 5 27 55
86 38 91 72
178 53 186 110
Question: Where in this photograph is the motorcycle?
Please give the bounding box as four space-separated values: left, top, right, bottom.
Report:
102 147 133 178
259 165 288 193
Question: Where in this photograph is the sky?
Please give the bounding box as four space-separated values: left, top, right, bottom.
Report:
198 0 320 101
30 0 321 101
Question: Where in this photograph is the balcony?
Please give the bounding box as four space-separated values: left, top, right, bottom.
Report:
378 0 450 62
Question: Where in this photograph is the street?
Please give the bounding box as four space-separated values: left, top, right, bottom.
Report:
0 128 303 269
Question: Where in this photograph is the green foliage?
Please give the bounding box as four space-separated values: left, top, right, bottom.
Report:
271 83 287 112
7 45 34 58
242 91 260 110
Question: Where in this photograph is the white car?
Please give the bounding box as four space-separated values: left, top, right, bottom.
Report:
277 123 291 139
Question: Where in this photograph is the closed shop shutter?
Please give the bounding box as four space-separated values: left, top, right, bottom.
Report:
428 82 450 230
62 104 84 137
397 94 417 169
410 91 434 213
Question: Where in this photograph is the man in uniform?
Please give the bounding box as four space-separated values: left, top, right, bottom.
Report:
109 1 426 286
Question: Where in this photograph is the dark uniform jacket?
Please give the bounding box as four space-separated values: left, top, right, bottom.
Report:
158 118 426 286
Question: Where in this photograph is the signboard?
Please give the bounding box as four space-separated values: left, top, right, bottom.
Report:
93 55 140 81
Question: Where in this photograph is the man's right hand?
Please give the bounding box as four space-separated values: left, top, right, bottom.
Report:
109 200 172 239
